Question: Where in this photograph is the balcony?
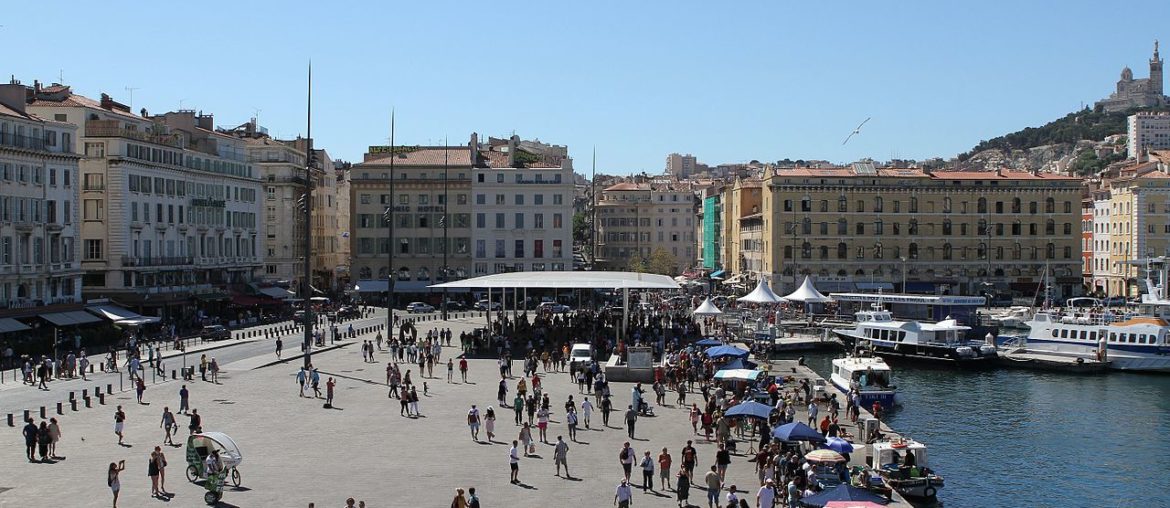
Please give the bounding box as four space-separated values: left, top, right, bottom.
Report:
85 121 182 148
0 132 46 151
120 255 194 267
14 221 35 232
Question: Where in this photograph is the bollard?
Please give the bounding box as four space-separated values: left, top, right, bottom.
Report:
172 369 177 380
70 400 77 412
107 383 113 394
23 409 30 422
69 391 76 401
56 402 63 415
6 413 12 427
40 406 46 419
98 393 105 405
84 397 91 408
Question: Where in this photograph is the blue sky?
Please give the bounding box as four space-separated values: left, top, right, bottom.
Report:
3 1 1166 174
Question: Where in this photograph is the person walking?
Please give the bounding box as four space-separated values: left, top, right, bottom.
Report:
114 406 127 445
601 395 613 427
467 487 480 508
36 421 50 461
497 377 508 407
311 368 322 398
459 356 468 383
581 398 594 429
676 470 692 508
536 406 550 443
625 405 638 439
199 354 208 381
135 376 146 404
518 423 533 456
275 337 283 359
179 385 190 414
409 386 420 416
509 440 521 484
513 393 524 425
160 407 177 446
704 465 722 508
614 478 634 508
468 405 482 441
149 447 162 497
326 377 336 407
566 408 579 442
109 460 125 508
682 440 698 476
155 446 170 497
22 417 37 462
447 358 454 383
485 406 496 441
807 400 818 427
619 442 634 481
757 478 776 508
450 488 467 508
658 447 673 491
47 418 61 458
715 443 731 481
640 450 656 491
188 409 201 435
553 435 570 477
209 358 219 383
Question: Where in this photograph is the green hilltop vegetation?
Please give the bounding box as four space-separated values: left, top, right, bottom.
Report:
959 106 1170 162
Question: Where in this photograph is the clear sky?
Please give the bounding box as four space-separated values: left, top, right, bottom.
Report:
3 1 1166 174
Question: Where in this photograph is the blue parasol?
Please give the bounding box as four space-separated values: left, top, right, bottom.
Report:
705 345 749 358
823 436 854 454
723 401 775 420
772 422 827 443
695 338 723 347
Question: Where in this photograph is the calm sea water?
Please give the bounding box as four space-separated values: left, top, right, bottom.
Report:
802 352 1170 508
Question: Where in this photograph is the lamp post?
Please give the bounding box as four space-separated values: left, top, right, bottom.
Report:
301 64 314 370
900 257 907 293
442 139 449 320
386 112 396 336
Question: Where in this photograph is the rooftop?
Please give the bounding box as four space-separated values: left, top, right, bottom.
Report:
362 147 473 167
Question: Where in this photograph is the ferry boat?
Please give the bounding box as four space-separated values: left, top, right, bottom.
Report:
833 303 998 364
871 438 944 502
998 260 1170 373
988 306 1032 329
829 354 895 407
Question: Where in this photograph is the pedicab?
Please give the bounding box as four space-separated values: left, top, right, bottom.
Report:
185 432 243 504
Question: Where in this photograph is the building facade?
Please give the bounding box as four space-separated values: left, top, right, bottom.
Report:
1092 155 1170 296
471 135 574 275
758 165 1084 299
666 153 697 178
29 87 263 321
349 143 473 299
0 82 83 313
595 180 695 275
721 178 764 279
699 185 723 270
1127 112 1170 160
1096 41 1166 113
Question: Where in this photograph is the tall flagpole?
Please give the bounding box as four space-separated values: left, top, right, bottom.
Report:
386 111 396 336
442 137 449 320
302 62 315 369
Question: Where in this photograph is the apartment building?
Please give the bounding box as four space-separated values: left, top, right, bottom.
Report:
757 164 1084 299
471 135 574 275
28 86 262 321
349 142 473 299
721 178 764 281
1127 112 1170 160
0 82 83 316
595 179 695 275
1092 153 1170 296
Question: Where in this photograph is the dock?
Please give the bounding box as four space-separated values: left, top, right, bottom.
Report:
757 355 917 507
997 348 1110 373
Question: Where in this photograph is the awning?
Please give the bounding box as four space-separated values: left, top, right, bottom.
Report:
259 287 296 299
231 294 277 306
38 311 103 327
0 317 31 333
193 292 229 302
710 270 726 279
87 305 161 325
904 282 936 293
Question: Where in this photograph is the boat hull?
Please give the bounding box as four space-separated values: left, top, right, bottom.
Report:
835 331 997 366
996 336 1170 373
830 378 895 407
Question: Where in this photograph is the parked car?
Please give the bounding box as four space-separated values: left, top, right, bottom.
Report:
443 300 466 311
336 306 360 319
406 302 435 313
538 302 571 313
475 300 502 311
569 343 593 371
201 325 231 341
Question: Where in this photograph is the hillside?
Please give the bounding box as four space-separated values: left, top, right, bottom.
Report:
959 108 1133 161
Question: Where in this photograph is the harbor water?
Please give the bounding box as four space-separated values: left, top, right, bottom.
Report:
802 352 1170 508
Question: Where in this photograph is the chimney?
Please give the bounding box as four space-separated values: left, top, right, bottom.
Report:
100 93 113 109
0 82 26 115
507 135 517 167
196 113 213 131
469 132 479 166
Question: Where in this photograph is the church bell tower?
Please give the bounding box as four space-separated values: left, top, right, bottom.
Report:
1151 40 1163 96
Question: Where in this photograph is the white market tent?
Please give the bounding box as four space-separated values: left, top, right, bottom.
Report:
783 276 832 303
692 297 723 316
739 279 785 304
429 271 680 342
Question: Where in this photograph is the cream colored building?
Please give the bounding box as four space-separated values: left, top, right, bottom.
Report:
29 86 262 321
720 178 764 281
595 180 695 275
750 164 1084 299
1092 153 1170 296
334 163 352 288
0 82 83 312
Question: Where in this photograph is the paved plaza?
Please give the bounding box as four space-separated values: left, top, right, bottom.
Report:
3 315 826 507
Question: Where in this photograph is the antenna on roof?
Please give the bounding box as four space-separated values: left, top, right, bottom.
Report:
58 69 64 83
252 108 262 126
124 86 139 110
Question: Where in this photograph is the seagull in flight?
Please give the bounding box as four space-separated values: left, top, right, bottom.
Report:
842 117 871 145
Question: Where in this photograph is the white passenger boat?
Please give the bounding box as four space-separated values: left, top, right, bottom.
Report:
833 303 998 364
829 353 895 407
872 438 944 502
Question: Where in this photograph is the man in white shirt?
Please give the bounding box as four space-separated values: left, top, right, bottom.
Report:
509 440 520 484
554 435 570 477
757 478 776 508
614 478 633 507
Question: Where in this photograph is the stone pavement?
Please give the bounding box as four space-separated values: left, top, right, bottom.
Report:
1 315 847 508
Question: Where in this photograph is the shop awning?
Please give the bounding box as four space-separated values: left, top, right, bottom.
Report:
258 287 296 299
39 311 103 327
87 305 161 325
231 294 277 306
0 317 31 333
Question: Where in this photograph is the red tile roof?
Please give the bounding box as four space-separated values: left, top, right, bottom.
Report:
930 170 1080 181
773 167 1078 181
28 93 143 121
603 182 646 192
362 147 473 167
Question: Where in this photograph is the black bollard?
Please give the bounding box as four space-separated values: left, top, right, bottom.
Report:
56 402 62 415
6 413 12 427
70 400 77 412
84 397 91 408
172 370 177 380
107 383 113 394
23 409 30 421
69 391 76 401
98 393 105 405
39 406 46 419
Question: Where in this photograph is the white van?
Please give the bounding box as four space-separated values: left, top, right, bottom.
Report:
569 343 593 369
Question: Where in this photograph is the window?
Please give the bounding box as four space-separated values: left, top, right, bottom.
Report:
553 214 563 228
534 240 544 258
476 194 486 205
496 173 504 183
838 196 847 212
515 194 524 205
514 213 524 229
398 194 410 205
514 240 524 258
495 194 505 205
552 194 563 205
534 213 544 229
83 173 104 190
418 194 429 205
476 213 486 228
837 243 847 259
534 194 544 205
83 199 104 221
84 239 103 260
552 240 563 258
495 213 505 228
495 240 505 258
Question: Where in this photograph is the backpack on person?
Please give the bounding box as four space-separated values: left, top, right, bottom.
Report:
620 448 629 461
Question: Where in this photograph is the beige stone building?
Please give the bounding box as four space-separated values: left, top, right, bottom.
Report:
720 178 764 282
745 164 1084 299
349 143 473 302
1092 153 1170 296
595 180 695 275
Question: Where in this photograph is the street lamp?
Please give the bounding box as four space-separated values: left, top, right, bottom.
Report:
900 257 907 293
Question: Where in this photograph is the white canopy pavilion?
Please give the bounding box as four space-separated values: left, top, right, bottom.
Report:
739 279 785 304
783 276 832 303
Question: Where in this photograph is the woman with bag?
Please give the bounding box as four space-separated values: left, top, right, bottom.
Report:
484 407 496 442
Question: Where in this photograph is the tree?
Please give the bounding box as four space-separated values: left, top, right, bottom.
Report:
645 248 678 276
572 212 590 246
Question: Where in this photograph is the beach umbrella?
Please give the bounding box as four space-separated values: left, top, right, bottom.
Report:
799 485 889 507
823 436 854 454
695 338 723 347
772 422 827 443
713 369 764 382
723 401 775 420
804 449 846 463
704 345 749 358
